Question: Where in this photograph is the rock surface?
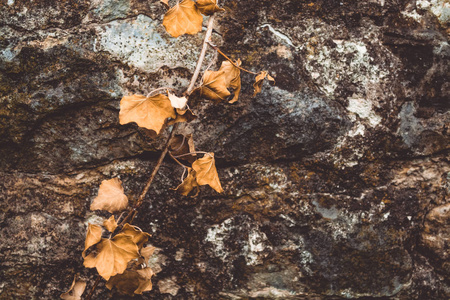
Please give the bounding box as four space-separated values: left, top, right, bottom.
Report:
0 0 449 299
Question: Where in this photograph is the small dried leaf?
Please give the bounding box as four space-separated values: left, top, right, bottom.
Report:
83 233 140 280
169 134 196 163
103 215 118 233
90 178 128 214
119 94 176 134
253 71 275 96
199 70 230 101
196 0 225 15
141 246 156 263
168 108 197 125
106 267 154 295
163 0 203 38
120 223 151 249
60 277 86 300
168 92 188 109
199 59 241 103
160 0 169 7
192 153 223 193
83 224 102 257
175 167 199 196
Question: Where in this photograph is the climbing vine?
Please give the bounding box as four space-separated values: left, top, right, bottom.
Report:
61 0 273 298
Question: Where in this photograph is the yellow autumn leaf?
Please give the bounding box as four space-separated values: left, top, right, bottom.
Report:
253 71 275 96
196 0 225 15
103 215 118 233
192 153 223 193
83 233 140 280
168 92 188 109
175 167 200 196
163 0 203 38
221 59 241 103
60 276 86 300
119 94 176 134
120 223 151 249
90 178 128 214
83 224 102 257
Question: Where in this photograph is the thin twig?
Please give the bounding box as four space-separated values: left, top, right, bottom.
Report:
169 151 190 169
85 276 101 300
207 42 259 75
186 15 216 95
173 151 211 158
146 87 176 98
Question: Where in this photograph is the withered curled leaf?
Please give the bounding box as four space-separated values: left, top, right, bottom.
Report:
168 92 188 109
90 178 128 214
83 233 140 280
120 223 151 250
140 245 156 263
168 108 197 125
192 153 223 193
103 215 118 233
175 167 199 196
60 276 86 300
169 134 196 163
196 0 225 15
199 59 241 103
119 94 176 134
106 267 154 295
83 224 102 257
253 71 275 96
163 0 203 38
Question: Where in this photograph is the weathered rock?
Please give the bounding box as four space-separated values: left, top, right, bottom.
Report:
0 0 449 299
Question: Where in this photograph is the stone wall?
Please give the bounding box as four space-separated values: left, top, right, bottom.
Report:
0 0 449 299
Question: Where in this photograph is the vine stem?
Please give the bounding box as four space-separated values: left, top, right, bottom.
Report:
186 15 216 94
207 42 259 75
84 13 218 300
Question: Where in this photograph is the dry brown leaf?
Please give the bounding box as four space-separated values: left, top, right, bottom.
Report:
199 69 230 101
175 167 200 196
140 245 156 263
163 0 203 38
160 0 169 7
60 276 86 300
119 94 176 134
168 92 188 109
199 59 241 103
90 178 128 214
103 215 118 233
192 153 223 193
83 233 140 280
167 108 197 125
253 71 275 96
169 134 196 163
106 267 154 295
83 224 102 257
196 0 225 15
120 223 151 249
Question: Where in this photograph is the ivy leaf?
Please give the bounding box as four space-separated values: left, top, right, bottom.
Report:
120 224 151 250
83 224 102 257
106 267 154 295
175 167 199 196
60 276 86 300
168 107 197 125
169 134 196 163
83 233 140 280
119 94 176 134
103 215 118 233
90 178 128 214
199 59 241 103
192 153 223 193
163 0 203 38
196 0 225 15
168 92 188 109
253 71 275 96
140 246 156 264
